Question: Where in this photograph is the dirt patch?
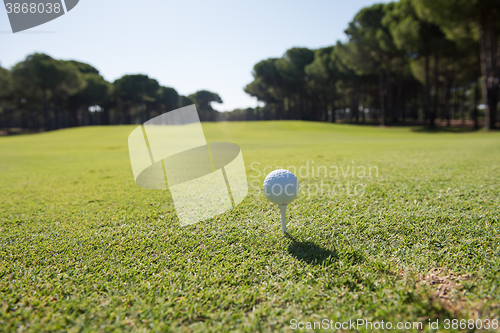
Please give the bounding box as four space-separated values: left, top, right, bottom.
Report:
418 268 472 301
416 268 490 319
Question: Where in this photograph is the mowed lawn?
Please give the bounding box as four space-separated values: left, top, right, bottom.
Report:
0 122 499 332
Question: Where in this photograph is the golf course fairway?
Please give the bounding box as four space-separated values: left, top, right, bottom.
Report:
1 122 499 332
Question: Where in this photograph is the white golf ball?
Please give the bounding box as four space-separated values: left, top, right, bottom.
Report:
263 169 298 205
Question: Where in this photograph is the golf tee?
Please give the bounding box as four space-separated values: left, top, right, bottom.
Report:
279 204 287 234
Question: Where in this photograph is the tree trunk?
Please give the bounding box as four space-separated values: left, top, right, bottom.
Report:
412 89 418 121
423 54 430 126
395 61 404 123
352 85 359 123
360 93 365 123
452 87 458 123
480 11 499 130
331 80 336 123
379 67 386 126
460 87 466 126
473 83 479 129
42 88 50 131
430 53 439 127
444 78 451 127
386 60 393 124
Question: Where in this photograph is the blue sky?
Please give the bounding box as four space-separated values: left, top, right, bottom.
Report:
1 0 391 111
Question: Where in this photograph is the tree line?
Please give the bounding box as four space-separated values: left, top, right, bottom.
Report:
1 0 499 132
0 53 223 132
244 0 499 129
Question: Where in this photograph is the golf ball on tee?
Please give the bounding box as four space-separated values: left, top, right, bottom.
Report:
263 169 298 205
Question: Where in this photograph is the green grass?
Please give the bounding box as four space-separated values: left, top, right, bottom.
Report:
0 121 499 332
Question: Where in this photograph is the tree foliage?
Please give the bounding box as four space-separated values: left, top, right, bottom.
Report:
243 0 496 128
0 55 220 130
1 0 498 130
188 90 222 121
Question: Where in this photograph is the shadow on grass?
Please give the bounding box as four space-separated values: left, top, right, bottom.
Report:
411 126 481 133
285 234 338 266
